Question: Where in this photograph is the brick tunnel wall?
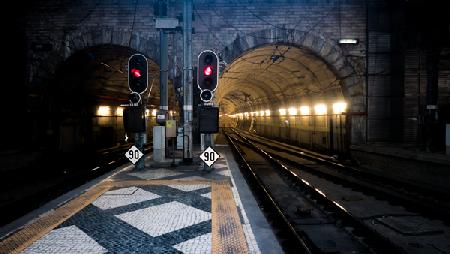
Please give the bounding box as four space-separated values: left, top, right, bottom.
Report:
23 0 449 149
25 0 367 146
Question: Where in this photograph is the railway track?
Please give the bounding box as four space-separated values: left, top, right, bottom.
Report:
225 129 450 254
235 129 450 224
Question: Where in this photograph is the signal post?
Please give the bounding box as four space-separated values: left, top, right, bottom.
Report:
123 54 148 171
197 50 220 170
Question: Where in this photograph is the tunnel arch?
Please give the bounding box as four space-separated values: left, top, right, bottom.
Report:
28 28 160 90
219 28 361 101
53 44 162 106
217 28 366 144
217 44 348 113
45 44 162 153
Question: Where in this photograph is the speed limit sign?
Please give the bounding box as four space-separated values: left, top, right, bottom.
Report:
125 145 144 164
200 146 220 167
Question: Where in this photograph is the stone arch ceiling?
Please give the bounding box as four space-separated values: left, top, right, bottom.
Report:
56 45 175 108
216 45 342 114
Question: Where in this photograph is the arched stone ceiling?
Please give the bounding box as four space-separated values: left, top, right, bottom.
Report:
216 45 342 114
55 44 175 109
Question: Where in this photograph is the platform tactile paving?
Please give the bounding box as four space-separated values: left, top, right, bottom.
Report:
212 181 249 254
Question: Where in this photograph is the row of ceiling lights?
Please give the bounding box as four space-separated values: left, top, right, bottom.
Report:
227 102 347 118
96 106 177 117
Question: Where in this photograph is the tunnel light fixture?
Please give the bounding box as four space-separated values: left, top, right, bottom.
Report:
116 107 124 116
300 106 310 115
333 102 347 114
151 109 157 117
260 110 265 117
314 104 327 115
288 107 298 116
265 110 271 116
279 108 287 116
338 38 358 44
244 112 249 118
97 106 111 116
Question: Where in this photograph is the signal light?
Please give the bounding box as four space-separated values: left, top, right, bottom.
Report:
204 54 213 64
129 92 141 104
198 50 219 99
200 90 213 102
128 54 148 94
131 68 142 78
204 66 213 76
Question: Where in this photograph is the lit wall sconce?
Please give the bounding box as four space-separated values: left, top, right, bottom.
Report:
288 107 298 116
116 107 124 116
314 104 327 115
332 102 347 114
97 106 111 116
338 38 358 44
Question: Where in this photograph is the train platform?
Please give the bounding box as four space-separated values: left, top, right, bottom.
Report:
0 143 282 254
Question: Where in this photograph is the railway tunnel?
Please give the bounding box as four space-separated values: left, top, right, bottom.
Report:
216 44 350 154
1 0 450 253
29 43 180 153
48 44 178 153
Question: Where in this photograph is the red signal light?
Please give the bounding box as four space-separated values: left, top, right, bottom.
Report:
131 68 142 78
203 66 213 76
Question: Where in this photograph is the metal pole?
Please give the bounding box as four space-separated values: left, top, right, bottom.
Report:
159 0 169 114
172 137 175 166
183 0 193 163
158 0 169 160
135 132 145 170
160 32 168 112
136 102 147 170
203 133 213 171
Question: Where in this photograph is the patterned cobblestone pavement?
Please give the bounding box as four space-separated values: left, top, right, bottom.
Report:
23 184 212 253
3 154 261 254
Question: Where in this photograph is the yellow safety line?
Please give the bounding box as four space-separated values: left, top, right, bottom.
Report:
212 181 249 254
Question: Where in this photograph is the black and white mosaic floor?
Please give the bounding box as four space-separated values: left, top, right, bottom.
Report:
20 155 261 254
127 158 232 182
23 184 212 254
